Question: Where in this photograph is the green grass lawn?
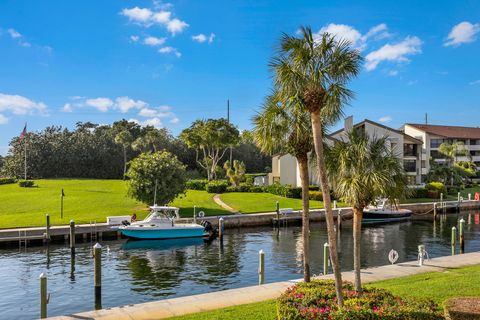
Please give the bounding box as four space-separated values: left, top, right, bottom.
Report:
168 264 480 320
172 190 230 217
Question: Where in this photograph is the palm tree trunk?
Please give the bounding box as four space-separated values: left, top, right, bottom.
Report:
310 111 343 307
297 154 311 282
123 146 127 180
353 206 363 292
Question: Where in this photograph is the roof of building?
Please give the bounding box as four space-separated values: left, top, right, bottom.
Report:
330 119 423 144
405 123 480 139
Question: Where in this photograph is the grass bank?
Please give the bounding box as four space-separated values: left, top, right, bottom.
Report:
168 264 480 320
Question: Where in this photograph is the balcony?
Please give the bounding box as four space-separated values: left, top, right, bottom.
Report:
404 160 416 173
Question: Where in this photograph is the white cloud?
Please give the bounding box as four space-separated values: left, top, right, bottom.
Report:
469 80 480 85
444 21 480 47
387 70 398 76
0 93 47 115
7 28 21 38
143 36 166 46
129 117 163 128
159 46 181 57
192 33 215 43
170 117 179 124
121 6 188 35
315 23 391 50
115 96 147 113
138 108 159 117
378 116 392 123
62 103 73 113
130 35 139 42
363 23 391 41
365 36 422 71
121 7 153 23
85 97 113 112
0 114 8 124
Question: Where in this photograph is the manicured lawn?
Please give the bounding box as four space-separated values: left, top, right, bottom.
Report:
0 179 146 229
168 264 480 320
219 192 342 213
172 190 230 217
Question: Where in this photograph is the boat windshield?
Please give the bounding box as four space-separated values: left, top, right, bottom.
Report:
143 207 179 222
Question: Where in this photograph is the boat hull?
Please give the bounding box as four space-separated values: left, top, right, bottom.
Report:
362 209 412 224
119 227 208 239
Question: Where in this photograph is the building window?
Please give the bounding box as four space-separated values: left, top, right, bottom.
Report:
404 160 416 172
470 150 480 157
403 144 417 157
430 150 445 159
471 139 480 145
430 139 444 148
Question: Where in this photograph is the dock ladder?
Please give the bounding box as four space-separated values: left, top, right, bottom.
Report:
90 221 97 242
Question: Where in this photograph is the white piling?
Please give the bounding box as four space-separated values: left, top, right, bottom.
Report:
258 249 265 285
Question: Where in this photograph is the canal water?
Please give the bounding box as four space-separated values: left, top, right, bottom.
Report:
2 211 480 319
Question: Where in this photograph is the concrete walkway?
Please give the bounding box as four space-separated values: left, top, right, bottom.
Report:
212 194 238 213
49 251 480 320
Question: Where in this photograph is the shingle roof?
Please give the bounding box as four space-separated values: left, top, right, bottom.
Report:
406 123 480 139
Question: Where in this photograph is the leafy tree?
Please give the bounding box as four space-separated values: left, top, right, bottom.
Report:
126 151 187 205
180 118 240 181
326 128 408 292
223 160 246 187
232 130 272 173
439 141 469 164
253 92 314 282
115 130 134 180
270 26 362 305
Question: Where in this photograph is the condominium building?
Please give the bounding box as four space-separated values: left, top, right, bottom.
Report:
403 124 480 181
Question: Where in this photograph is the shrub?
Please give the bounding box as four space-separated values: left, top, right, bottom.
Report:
447 185 461 195
285 187 302 199
18 180 35 188
409 187 428 198
426 182 447 196
277 280 442 320
265 183 288 196
186 179 208 190
205 181 228 194
0 177 16 185
250 186 265 193
309 191 323 201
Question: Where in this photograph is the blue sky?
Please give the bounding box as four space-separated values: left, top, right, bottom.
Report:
0 0 479 155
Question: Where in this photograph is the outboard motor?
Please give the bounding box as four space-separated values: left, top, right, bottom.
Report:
200 220 217 239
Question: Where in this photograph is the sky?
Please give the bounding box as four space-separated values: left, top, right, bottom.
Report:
0 0 479 155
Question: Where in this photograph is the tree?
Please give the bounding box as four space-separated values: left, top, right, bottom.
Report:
271 26 362 305
252 93 314 282
115 130 134 180
126 151 187 205
326 128 408 292
223 160 246 187
180 118 240 181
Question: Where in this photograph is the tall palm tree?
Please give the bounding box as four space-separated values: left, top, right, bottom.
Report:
253 93 314 282
271 26 362 305
115 130 134 180
326 129 409 292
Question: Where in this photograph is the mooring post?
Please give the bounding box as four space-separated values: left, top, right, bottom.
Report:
323 242 329 275
218 217 225 240
45 214 51 243
333 200 337 209
275 201 280 227
93 243 102 310
459 218 465 254
193 205 197 224
69 220 75 254
337 209 342 231
258 249 265 285
40 273 48 319
433 203 437 219
451 226 457 255
458 192 461 202
418 244 425 266
468 193 472 201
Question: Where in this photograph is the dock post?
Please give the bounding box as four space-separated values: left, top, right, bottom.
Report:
337 209 342 231
459 218 465 254
451 226 456 255
40 273 48 319
193 205 197 224
275 201 280 227
333 200 337 209
45 214 51 243
418 245 425 266
468 193 472 201
93 243 102 310
258 249 265 285
458 192 461 202
433 203 437 219
69 220 75 255
218 217 225 240
323 243 329 275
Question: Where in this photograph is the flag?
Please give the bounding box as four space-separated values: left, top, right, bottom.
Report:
19 123 27 140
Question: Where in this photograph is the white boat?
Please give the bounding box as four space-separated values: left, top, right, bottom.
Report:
118 206 209 239
363 199 412 224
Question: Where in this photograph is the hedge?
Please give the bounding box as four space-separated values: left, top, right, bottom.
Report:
426 182 447 196
0 177 16 185
205 181 228 194
309 191 323 201
18 180 35 188
186 179 208 190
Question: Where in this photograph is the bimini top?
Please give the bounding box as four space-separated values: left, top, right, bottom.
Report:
149 205 179 211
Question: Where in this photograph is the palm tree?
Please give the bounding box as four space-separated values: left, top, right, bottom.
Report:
271 26 362 305
115 130 134 180
252 93 314 282
325 129 409 292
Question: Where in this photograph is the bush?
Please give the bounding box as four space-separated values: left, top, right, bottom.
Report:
0 177 16 185
447 185 461 195
309 191 323 201
205 181 228 193
409 187 428 198
426 182 447 196
285 187 302 199
186 179 208 190
265 183 288 196
18 180 35 188
277 280 442 320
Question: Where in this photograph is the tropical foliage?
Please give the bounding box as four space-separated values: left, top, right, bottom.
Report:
126 151 187 205
223 160 246 187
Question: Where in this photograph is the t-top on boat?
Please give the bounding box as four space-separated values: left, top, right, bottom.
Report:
118 205 209 239
363 198 412 224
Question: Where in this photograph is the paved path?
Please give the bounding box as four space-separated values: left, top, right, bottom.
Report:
212 194 238 213
49 251 480 320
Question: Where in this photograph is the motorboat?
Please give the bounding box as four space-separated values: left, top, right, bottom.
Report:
118 205 209 239
363 199 412 224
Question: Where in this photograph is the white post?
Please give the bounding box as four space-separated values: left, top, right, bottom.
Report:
468 193 471 201
418 245 425 266
258 249 265 285
333 200 337 209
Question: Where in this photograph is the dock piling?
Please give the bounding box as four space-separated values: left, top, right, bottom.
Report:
93 243 102 310
193 205 197 224
433 203 437 219
258 249 265 285
459 218 465 254
323 243 329 275
451 226 457 255
218 217 225 240
40 273 48 319
69 220 75 254
45 214 51 243
275 201 280 227
337 209 342 231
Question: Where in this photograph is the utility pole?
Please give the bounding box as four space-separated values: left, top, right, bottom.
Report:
425 113 428 125
228 99 232 164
